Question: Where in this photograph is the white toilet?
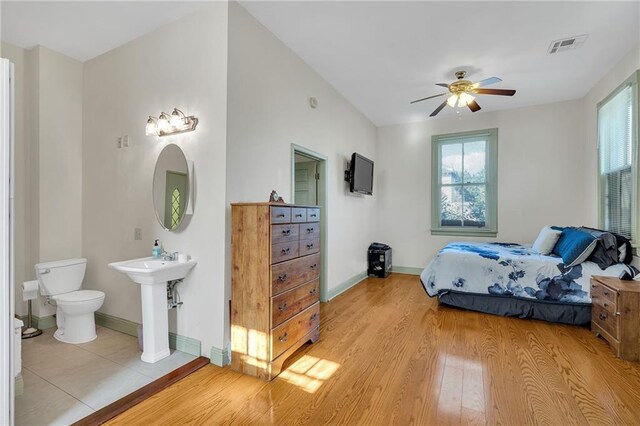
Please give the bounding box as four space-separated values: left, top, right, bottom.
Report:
35 258 105 344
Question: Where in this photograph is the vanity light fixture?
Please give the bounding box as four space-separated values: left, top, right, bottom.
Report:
145 108 198 137
145 116 158 136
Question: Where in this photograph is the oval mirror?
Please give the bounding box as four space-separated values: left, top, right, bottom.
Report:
153 144 190 231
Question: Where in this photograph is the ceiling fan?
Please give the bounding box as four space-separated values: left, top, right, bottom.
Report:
411 70 516 117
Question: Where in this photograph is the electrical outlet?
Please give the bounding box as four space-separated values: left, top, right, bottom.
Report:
123 135 130 148
117 137 122 148
134 228 142 240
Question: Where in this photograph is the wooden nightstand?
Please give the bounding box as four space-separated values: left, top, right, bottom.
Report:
590 276 640 361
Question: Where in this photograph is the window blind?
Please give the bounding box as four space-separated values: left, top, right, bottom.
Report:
598 83 633 239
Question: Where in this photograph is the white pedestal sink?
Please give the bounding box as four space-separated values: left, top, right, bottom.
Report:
108 257 197 363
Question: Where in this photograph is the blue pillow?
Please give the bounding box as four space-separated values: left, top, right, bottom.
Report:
553 228 598 267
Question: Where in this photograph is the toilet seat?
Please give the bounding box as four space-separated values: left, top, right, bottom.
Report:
53 290 105 303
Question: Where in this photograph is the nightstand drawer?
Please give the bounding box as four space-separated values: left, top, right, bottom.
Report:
592 304 619 339
591 281 617 314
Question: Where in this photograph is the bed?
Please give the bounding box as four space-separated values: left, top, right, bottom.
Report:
419 241 637 325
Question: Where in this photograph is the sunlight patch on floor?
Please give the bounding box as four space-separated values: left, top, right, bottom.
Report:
279 355 340 393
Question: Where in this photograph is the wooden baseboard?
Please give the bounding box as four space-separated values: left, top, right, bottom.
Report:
72 356 210 426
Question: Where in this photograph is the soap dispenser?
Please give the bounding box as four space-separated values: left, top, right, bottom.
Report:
152 239 162 258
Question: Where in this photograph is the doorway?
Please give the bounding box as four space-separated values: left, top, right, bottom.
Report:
291 144 328 302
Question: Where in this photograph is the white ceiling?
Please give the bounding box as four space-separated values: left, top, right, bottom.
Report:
2 2 638 125
241 1 640 126
1 1 209 62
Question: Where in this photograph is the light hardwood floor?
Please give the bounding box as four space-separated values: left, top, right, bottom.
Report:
107 274 640 425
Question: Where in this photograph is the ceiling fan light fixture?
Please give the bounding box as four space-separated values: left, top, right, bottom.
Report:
457 92 475 107
446 94 458 108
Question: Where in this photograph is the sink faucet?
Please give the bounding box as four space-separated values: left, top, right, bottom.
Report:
161 251 179 261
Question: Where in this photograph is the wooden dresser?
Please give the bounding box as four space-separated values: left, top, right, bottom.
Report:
230 202 321 380
590 276 640 361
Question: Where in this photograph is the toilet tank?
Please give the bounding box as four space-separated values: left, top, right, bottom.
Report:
35 258 87 296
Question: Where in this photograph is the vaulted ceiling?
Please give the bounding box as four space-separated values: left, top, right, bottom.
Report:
241 1 640 125
2 1 638 126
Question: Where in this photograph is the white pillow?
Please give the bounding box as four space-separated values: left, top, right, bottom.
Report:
532 226 562 255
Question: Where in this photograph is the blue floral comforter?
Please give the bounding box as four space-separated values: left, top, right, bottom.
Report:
420 242 635 304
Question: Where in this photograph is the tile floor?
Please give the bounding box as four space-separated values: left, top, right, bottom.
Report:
16 326 197 426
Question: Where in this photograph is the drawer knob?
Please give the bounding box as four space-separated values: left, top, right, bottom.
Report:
276 213 285 218
604 291 609 296
599 313 607 321
279 332 288 343
309 288 317 295
310 213 317 217
278 302 288 311
310 314 318 321
281 248 290 255
278 273 288 282
310 264 317 269
295 214 303 217
283 229 291 235
307 228 314 233
591 284 597 289
307 243 314 249
604 303 609 308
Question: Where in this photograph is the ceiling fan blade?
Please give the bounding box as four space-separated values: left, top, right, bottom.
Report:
472 77 502 88
429 100 448 117
435 83 450 88
410 92 448 104
474 88 516 96
468 100 481 112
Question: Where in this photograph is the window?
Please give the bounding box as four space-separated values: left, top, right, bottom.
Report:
431 128 498 236
598 71 639 241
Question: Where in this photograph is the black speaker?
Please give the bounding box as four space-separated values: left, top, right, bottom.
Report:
368 243 392 278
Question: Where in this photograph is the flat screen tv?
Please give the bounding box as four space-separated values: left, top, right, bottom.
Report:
348 153 374 195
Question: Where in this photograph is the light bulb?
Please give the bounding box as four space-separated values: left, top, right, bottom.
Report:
447 94 458 108
145 116 158 136
458 92 475 107
158 113 171 133
170 109 184 127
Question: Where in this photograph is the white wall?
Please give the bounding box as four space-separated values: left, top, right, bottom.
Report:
37 47 83 264
226 2 378 315
376 100 587 268
82 3 228 355
0 44 83 317
0 43 28 316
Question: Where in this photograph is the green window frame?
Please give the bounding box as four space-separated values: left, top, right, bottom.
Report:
431 128 498 237
597 70 639 245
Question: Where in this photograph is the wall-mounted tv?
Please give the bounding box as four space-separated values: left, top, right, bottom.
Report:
345 153 374 195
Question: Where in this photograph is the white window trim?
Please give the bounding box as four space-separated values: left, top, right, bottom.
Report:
597 70 639 247
431 128 498 237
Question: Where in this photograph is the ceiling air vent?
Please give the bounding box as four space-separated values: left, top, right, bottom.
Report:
548 35 588 54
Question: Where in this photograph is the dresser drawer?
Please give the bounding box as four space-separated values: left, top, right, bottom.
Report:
299 238 320 256
291 208 307 223
271 253 321 295
271 207 291 224
271 279 320 327
272 241 300 264
591 280 617 314
271 302 320 360
592 304 619 339
300 223 320 239
306 208 320 222
271 224 299 244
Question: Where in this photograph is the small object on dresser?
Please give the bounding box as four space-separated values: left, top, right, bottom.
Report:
590 276 640 361
269 190 285 203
